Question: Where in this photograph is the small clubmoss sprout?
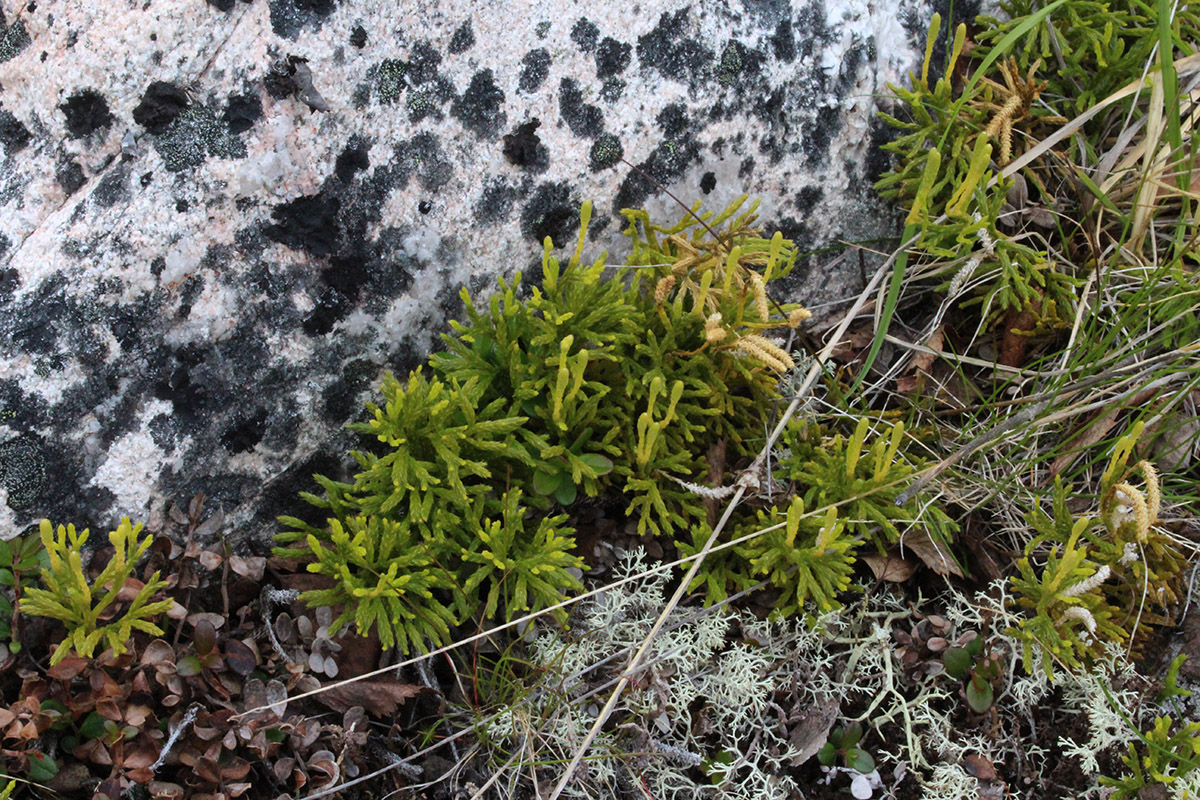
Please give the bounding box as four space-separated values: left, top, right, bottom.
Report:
21 518 172 666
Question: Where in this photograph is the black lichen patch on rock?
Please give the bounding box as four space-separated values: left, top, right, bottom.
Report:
802 106 839 167
521 181 576 247
770 18 795 62
502 119 549 172
266 191 342 257
323 359 377 421
335 140 370 182
223 92 262 135
150 344 221 433
519 48 551 94
476 177 518 223
613 105 701 210
133 81 189 135
0 16 30 63
373 45 454 121
448 20 475 54
152 105 247 172
251 450 353 532
374 59 408 104
699 171 716 194
268 0 338 40
107 291 159 352
349 24 367 48
60 89 114 139
595 36 631 79
716 41 744 85
393 131 452 190
795 185 824 214
93 167 129 208
589 133 622 172
0 434 47 510
0 111 31 155
863 116 895 186
221 407 268 453
56 159 86 196
405 41 443 86
6 273 66 354
637 10 714 88
0 381 44 435
570 18 599 52
205 0 237 11
0 234 10 264
176 274 204 319
600 78 625 103
452 69 506 137
559 79 603 139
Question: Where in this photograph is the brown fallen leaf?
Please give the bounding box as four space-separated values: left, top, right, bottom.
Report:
788 695 840 767
1047 407 1121 481
901 529 964 578
910 325 944 374
999 297 1040 368
228 554 267 581
314 679 426 717
861 552 918 583
964 753 1006 800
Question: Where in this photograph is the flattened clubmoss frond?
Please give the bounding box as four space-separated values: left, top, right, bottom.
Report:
349 369 542 523
778 416 958 555
876 13 1081 330
300 514 458 654
621 195 811 342
278 196 942 650
676 416 957 607
1009 423 1185 678
750 501 856 615
1009 495 1127 678
1100 715 1200 799
460 489 583 624
21 518 172 666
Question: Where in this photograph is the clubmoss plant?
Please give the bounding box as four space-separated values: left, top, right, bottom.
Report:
21 518 172 666
1100 715 1200 799
677 415 957 609
1009 422 1183 678
280 196 940 654
876 14 1080 330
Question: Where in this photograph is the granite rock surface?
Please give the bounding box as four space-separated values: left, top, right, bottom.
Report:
0 0 953 543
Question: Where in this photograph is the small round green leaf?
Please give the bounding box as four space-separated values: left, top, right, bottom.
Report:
966 674 994 713
842 721 864 748
848 747 876 774
80 711 106 741
579 453 614 476
943 646 971 679
26 751 58 782
817 742 837 767
533 470 561 496
176 656 204 677
193 619 217 657
554 481 578 506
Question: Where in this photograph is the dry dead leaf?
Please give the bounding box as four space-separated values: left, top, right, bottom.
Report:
901 529 964 577
910 326 944 374
1047 407 1121 481
314 679 426 717
861 552 918 582
228 555 266 581
788 695 840 767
